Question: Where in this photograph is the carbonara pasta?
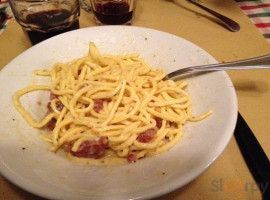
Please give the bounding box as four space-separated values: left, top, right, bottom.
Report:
13 43 212 164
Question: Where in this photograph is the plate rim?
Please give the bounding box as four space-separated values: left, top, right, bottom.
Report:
0 26 238 200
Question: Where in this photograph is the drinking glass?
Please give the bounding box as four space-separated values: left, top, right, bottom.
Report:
8 0 80 45
89 0 137 25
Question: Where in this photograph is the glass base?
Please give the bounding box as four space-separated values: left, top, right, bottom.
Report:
94 16 133 25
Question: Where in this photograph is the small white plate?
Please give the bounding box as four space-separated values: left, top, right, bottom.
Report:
0 26 237 200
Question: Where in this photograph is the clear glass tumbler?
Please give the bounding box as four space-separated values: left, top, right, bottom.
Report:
8 0 80 45
89 0 137 25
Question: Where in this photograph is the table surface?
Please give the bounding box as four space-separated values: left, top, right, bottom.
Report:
1 0 270 199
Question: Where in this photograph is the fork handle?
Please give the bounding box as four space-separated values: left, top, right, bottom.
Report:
210 54 270 67
187 54 270 71
167 54 270 79
186 0 240 32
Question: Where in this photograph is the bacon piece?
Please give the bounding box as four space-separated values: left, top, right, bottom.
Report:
50 93 58 100
62 141 74 153
55 101 64 111
127 154 137 162
47 101 64 112
47 93 63 113
47 102 53 112
47 118 56 131
137 128 157 143
47 100 64 113
169 121 177 127
70 137 108 159
94 99 104 113
155 117 162 129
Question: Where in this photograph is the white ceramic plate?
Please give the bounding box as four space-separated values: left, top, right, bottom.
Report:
0 26 237 200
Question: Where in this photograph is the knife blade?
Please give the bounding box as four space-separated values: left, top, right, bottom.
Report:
0 12 6 28
234 112 270 200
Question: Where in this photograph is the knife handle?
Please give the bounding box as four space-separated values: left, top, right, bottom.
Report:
234 113 270 199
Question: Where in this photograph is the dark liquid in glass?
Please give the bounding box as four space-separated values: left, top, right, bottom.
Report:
94 1 133 25
25 9 79 45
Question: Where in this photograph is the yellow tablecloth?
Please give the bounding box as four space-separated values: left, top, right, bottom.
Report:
1 0 270 199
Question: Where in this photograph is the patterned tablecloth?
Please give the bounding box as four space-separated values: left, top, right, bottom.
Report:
236 0 270 43
1 0 270 43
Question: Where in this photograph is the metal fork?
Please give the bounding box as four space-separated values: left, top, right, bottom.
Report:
167 54 270 80
186 0 240 32
165 0 240 32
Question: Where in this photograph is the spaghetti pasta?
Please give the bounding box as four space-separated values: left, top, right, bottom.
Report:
13 43 212 164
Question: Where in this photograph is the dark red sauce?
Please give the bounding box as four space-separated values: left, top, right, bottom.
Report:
24 9 79 45
93 1 133 25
